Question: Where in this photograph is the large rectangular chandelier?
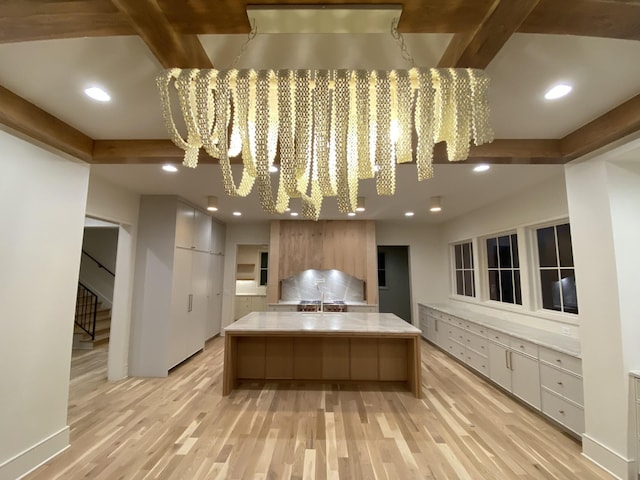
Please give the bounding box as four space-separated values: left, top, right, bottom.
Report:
157 66 493 219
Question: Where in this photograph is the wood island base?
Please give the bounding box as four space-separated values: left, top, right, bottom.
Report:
223 314 422 398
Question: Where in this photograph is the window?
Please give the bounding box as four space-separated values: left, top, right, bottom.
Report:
486 233 522 305
259 251 268 286
536 223 578 314
453 241 475 297
378 252 386 288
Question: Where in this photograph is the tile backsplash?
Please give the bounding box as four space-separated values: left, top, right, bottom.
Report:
280 269 365 302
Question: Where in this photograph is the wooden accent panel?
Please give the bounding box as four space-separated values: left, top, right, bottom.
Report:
560 94 640 160
110 0 212 68
439 0 539 69
0 1 134 44
271 220 377 304
378 339 408 381
322 338 350 380
293 338 323 380
520 0 640 41
0 85 93 161
265 337 293 379
236 337 265 379
350 339 379 381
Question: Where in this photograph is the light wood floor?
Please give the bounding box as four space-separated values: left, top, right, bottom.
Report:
27 338 612 480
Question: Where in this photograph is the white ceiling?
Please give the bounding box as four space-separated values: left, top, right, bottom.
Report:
0 30 639 224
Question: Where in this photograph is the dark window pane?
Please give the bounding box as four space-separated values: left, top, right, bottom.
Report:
455 244 463 269
488 270 499 301
500 270 514 303
540 269 561 311
378 252 385 269
561 269 579 314
487 238 498 268
514 270 522 305
463 243 472 269
498 236 512 268
557 224 574 267
463 271 474 297
470 271 475 297
259 269 268 285
378 270 386 287
456 271 464 295
260 251 269 268
511 234 519 268
537 226 557 267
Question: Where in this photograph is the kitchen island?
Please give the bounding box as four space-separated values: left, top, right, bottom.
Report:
223 311 422 397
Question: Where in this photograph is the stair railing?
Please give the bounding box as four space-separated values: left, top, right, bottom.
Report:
76 282 98 340
81 249 115 277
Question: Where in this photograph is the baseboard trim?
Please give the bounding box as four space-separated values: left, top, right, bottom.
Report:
0 426 69 480
582 433 635 480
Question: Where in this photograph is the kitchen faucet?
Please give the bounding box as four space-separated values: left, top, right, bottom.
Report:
315 279 326 313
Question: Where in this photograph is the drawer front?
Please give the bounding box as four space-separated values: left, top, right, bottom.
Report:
539 347 582 376
540 363 584 406
487 329 511 346
466 322 488 337
541 390 584 435
465 331 488 356
450 316 466 329
444 324 463 341
449 325 466 345
511 338 539 359
466 348 489 377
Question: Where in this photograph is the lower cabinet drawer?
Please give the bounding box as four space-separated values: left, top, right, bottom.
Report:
466 332 488 355
541 389 584 435
466 349 489 377
450 339 466 362
540 363 584 406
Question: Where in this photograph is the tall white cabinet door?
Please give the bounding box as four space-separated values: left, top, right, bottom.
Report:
175 202 195 249
211 221 226 255
186 250 209 357
207 254 224 338
193 209 211 252
511 352 541 409
488 342 512 390
169 248 193 369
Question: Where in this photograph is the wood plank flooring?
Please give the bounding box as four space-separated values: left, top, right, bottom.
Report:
26 338 612 479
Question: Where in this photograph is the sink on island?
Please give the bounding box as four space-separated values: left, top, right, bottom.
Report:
223 311 422 397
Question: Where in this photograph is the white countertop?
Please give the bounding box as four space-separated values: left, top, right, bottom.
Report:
423 302 581 357
225 311 420 334
269 301 372 306
630 371 640 380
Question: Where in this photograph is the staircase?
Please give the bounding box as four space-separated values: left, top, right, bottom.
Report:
73 295 112 350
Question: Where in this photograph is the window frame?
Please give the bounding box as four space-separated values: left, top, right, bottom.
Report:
451 240 476 298
482 231 523 307
531 220 579 316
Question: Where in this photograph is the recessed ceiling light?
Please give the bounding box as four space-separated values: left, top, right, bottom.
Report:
269 165 278 173
347 212 356 217
290 212 299 217
429 196 442 212
233 211 242 216
355 196 365 212
544 83 572 100
84 86 111 102
207 196 219 211
285 207 291 212
473 164 490 173
162 164 178 172
404 211 414 217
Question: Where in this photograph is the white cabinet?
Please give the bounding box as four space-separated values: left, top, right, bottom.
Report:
267 304 298 312
130 196 214 377
175 201 211 251
347 304 378 313
234 295 267 320
206 220 226 339
419 303 582 438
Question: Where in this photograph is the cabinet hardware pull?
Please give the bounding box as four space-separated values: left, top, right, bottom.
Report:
505 350 510 369
509 351 513 371
556 359 562 363
557 381 563 386
559 410 565 414
188 294 193 312
520 345 524 349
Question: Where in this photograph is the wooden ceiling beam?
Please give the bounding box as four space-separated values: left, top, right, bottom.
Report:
560 94 640 160
438 0 540 69
0 85 93 161
91 139 564 165
109 0 212 68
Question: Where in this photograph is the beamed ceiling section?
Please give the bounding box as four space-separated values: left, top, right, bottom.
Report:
0 0 639 164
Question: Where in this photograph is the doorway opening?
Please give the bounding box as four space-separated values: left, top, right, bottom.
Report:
377 245 412 323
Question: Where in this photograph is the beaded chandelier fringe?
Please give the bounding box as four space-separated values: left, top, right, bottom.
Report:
157 68 493 220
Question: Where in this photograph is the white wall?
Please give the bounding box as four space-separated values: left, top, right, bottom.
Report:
565 147 640 479
85 172 140 380
0 130 89 479
437 173 577 335
376 222 447 326
221 223 271 330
